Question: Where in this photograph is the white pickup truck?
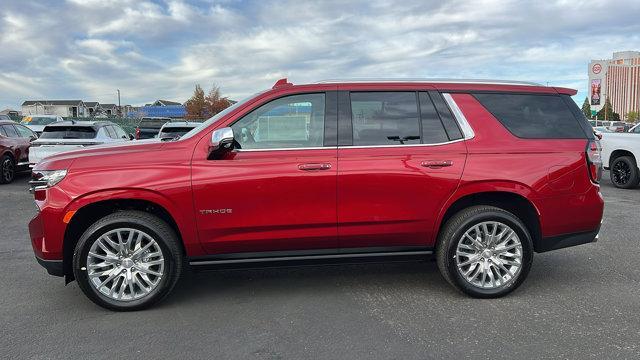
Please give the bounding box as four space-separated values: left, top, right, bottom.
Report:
600 127 640 188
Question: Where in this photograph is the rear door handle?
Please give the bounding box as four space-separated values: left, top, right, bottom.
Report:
421 160 453 168
298 163 332 171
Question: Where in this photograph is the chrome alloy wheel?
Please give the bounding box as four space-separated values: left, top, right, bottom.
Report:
86 228 165 301
455 221 523 289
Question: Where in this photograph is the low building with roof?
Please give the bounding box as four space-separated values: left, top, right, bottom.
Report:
21 100 87 117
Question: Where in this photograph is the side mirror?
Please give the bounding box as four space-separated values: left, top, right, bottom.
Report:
209 127 235 159
29 135 38 142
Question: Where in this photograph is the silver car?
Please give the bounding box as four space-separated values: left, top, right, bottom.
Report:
29 121 130 166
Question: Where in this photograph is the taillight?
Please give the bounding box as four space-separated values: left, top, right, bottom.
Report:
135 128 140 140
586 139 603 183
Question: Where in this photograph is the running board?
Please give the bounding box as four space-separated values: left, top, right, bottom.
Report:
188 247 434 270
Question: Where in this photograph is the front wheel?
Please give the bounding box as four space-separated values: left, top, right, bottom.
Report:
73 211 183 311
436 206 534 298
0 154 15 184
610 156 640 189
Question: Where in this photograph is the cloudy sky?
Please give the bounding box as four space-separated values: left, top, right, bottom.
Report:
1 0 640 110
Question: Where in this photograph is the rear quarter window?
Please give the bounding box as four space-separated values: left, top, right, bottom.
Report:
474 93 587 139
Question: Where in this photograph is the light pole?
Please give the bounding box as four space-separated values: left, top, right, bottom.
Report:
117 89 121 117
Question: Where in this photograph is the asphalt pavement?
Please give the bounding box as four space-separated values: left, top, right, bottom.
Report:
1 171 639 359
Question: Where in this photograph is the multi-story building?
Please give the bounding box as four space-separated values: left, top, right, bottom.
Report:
589 51 640 119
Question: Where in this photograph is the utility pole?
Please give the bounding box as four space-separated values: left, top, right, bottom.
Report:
117 89 121 117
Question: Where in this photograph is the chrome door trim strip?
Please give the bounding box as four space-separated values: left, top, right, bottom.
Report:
442 93 475 140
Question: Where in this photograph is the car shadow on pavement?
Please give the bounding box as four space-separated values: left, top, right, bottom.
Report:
158 252 597 309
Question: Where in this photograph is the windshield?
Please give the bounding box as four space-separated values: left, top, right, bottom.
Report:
179 92 264 140
22 116 57 125
39 126 97 139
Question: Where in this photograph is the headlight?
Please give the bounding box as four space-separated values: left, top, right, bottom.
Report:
29 170 68 192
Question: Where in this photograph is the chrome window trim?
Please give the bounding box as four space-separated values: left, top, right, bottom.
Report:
442 93 475 140
235 146 329 152
233 139 469 152
338 138 465 149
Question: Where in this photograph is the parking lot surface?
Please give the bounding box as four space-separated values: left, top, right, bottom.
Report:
1 172 639 359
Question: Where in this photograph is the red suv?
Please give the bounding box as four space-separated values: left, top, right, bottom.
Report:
28 79 604 310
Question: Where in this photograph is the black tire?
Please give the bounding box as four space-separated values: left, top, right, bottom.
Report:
0 154 15 184
610 156 640 189
436 205 534 298
73 211 183 311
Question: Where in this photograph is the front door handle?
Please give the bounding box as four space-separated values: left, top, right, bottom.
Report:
421 160 453 169
298 163 332 171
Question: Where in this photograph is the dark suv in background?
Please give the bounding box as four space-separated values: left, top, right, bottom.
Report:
135 117 173 139
29 79 604 310
0 120 36 183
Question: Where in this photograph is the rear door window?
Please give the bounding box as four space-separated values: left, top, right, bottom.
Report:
474 93 586 139
105 126 118 139
419 92 451 144
350 92 421 146
39 126 97 139
2 125 19 138
14 125 35 138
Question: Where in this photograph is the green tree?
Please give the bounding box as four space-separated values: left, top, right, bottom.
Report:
581 97 592 119
596 98 620 121
185 84 206 119
627 111 639 123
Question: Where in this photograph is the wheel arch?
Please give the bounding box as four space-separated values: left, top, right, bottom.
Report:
435 185 542 252
609 149 636 168
62 194 191 280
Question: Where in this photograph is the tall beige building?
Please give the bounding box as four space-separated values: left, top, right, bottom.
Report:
588 51 640 119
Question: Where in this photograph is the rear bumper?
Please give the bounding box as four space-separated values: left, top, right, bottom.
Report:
35 256 64 277
535 223 601 253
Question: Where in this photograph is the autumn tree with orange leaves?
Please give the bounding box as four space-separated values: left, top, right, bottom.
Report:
185 83 231 119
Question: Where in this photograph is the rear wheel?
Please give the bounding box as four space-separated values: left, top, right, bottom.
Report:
73 211 183 311
437 206 534 298
0 154 15 184
610 156 640 189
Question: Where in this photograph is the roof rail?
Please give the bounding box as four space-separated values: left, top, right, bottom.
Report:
314 78 542 86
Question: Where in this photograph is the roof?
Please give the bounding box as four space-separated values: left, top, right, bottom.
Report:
22 100 84 106
100 103 117 109
268 78 577 96
85 102 99 107
314 78 542 86
161 121 201 128
153 100 182 106
46 120 113 127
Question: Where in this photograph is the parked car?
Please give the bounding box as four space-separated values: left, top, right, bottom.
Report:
629 123 640 133
600 132 640 188
20 115 64 135
157 121 201 140
0 120 37 183
29 121 130 166
135 117 172 139
29 79 604 311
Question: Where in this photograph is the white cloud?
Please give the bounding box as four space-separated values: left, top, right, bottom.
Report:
1 0 640 109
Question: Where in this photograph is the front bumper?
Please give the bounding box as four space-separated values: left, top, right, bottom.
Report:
35 256 64 277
